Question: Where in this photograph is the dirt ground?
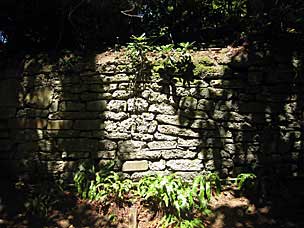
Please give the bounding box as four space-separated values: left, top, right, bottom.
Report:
1 182 299 228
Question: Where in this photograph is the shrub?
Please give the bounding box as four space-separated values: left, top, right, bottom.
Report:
137 173 221 227
74 163 256 228
74 161 134 203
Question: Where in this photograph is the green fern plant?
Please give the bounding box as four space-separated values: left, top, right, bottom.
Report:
138 173 221 227
73 161 103 199
236 173 256 190
74 161 136 204
74 166 257 228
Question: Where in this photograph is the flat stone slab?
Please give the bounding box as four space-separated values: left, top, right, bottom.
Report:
122 160 149 172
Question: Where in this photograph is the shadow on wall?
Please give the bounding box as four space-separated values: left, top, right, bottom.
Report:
0 51 111 227
0 33 304 227
175 35 304 226
0 48 157 184
223 35 304 204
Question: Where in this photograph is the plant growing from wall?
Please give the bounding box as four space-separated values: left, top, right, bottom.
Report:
154 42 195 101
155 42 195 84
126 33 153 94
175 42 196 85
57 51 83 73
126 34 196 97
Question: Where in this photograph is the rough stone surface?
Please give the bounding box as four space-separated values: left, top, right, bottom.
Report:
177 138 201 147
148 103 176 115
154 132 177 141
49 100 59 112
132 133 154 141
113 90 131 99
93 150 116 159
74 120 105 130
166 159 203 171
130 170 171 180
118 140 146 154
156 114 182 126
179 96 197 110
105 132 131 140
127 98 149 112
62 151 90 159
118 149 162 160
47 120 73 130
162 149 197 159
46 130 79 138
25 87 53 109
99 139 117 151
59 102 85 111
135 120 158 134
57 139 98 152
107 100 127 112
9 119 47 129
86 100 107 111
1 51 302 180
38 140 53 151
158 125 199 138
147 141 177 150
102 111 128 121
149 160 166 171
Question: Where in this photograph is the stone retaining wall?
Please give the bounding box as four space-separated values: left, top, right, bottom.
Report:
0 48 303 180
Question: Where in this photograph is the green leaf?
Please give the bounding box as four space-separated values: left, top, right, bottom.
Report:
167 6 174 12
163 194 169 207
236 173 256 190
174 200 181 216
188 189 194 208
206 182 211 201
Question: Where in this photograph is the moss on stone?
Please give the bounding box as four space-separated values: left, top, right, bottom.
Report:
194 63 219 76
174 78 186 86
197 56 214 66
194 62 229 77
192 54 229 77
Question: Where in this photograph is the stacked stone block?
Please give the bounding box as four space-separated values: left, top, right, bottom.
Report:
0 50 303 180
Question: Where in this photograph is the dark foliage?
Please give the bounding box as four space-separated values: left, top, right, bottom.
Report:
0 0 303 52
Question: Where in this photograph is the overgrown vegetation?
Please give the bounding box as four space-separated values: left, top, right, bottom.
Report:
23 184 62 219
74 161 133 203
137 173 220 227
125 34 198 95
0 2 303 228
155 42 196 87
73 161 256 228
235 173 257 191
126 34 153 94
11 177 66 223
3 168 255 227
1 0 303 50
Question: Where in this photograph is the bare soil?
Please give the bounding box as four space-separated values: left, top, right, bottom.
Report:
0 183 293 228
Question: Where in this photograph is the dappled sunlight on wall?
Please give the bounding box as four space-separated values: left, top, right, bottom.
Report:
0 44 303 190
